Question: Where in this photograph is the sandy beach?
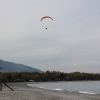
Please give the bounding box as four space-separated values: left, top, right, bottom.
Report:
0 82 100 100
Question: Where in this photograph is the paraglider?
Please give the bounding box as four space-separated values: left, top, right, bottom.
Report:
40 16 53 21
40 16 53 30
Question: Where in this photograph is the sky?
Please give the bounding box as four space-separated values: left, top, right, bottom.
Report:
0 0 100 73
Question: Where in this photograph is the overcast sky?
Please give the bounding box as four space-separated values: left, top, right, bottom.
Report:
0 0 100 73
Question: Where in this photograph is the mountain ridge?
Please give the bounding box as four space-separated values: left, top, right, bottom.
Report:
0 59 43 73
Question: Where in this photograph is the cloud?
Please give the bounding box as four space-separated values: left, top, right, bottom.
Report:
0 0 100 73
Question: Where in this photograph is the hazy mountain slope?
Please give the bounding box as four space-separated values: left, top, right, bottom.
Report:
0 59 43 73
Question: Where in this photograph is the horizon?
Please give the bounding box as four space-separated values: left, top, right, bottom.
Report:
0 59 100 74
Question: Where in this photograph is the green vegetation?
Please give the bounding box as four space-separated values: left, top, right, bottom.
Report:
2 71 100 82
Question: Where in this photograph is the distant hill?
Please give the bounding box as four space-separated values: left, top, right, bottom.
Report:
0 59 43 73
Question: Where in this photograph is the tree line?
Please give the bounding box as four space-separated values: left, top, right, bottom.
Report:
1 71 100 82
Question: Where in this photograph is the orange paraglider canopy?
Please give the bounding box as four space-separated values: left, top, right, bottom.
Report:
40 16 53 21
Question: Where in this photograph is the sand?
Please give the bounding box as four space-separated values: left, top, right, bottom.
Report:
0 82 100 100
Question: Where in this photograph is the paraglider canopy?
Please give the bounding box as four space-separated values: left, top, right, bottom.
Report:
40 16 53 21
40 16 53 30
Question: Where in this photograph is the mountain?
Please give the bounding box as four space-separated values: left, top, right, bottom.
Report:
0 59 43 73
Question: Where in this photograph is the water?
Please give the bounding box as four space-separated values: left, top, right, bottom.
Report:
28 81 100 94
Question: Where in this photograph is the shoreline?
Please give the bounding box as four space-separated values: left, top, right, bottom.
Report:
27 81 100 95
0 82 100 100
27 83 96 95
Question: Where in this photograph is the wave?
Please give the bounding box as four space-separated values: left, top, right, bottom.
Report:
27 84 96 95
27 84 62 90
27 84 34 87
78 91 95 94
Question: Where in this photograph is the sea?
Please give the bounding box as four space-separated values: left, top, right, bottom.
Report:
27 81 100 94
